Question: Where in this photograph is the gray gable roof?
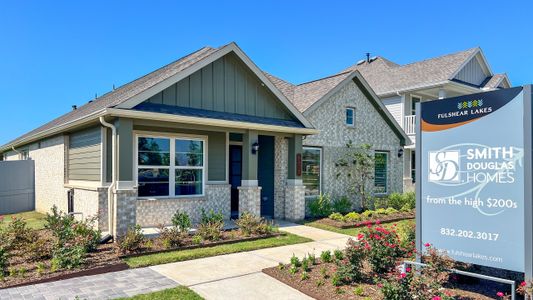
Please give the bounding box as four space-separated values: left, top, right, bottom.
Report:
340 47 479 96
5 46 219 147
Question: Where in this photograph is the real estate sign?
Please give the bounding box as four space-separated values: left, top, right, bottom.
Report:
416 86 532 273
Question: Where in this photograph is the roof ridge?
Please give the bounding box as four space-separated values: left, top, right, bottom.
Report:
297 71 352 86
397 47 479 68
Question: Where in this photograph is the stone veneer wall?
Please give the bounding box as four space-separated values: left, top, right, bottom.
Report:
304 81 404 211
238 186 261 217
274 136 288 219
284 183 306 221
136 184 231 227
114 189 137 237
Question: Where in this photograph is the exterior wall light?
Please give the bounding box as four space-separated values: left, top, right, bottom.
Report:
252 142 260 154
398 148 404 158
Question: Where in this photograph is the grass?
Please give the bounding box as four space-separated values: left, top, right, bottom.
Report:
124 233 312 268
115 286 203 300
0 211 47 230
303 219 414 236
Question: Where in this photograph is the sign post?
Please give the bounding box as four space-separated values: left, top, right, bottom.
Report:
416 85 532 276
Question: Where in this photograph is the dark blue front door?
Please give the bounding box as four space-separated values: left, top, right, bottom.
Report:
258 135 275 218
229 145 242 219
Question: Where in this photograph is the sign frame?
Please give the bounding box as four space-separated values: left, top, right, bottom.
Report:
415 85 533 278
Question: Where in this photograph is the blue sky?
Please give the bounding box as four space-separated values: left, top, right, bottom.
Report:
1 0 532 145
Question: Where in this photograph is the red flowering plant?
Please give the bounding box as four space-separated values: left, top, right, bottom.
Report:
361 221 407 274
517 280 532 298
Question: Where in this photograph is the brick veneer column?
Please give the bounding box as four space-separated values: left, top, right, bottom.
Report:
113 188 137 237
238 185 261 217
284 180 305 221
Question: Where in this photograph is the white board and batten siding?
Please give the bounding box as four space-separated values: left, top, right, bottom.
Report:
381 96 403 126
68 126 102 182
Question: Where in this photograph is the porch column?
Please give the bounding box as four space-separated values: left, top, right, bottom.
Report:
284 134 306 221
113 118 137 237
238 130 261 217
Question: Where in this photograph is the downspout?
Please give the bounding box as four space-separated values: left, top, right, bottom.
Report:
99 117 116 239
11 146 21 158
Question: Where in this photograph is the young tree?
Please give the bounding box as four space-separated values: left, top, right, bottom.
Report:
335 142 375 210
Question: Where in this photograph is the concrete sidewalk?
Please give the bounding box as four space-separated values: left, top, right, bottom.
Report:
150 222 352 300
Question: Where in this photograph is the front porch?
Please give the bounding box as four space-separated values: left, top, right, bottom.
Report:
106 117 308 237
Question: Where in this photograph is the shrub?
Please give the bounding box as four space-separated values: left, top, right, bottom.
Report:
119 225 146 253
45 206 76 243
344 212 361 222
379 271 412 300
200 209 224 225
51 245 86 270
328 212 345 222
334 262 360 285
320 250 332 263
157 225 182 249
0 245 8 275
362 210 374 218
36 262 46 276
344 238 366 280
45 206 101 252
361 224 404 274
197 221 223 241
192 235 203 245
333 249 344 261
385 207 398 215
301 256 310 272
290 253 301 267
375 208 388 215
171 210 191 233
72 216 101 252
308 253 316 265
4 216 32 250
301 271 309 280
332 196 352 214
236 212 274 236
396 222 416 255
28 234 53 261
388 192 416 211
353 286 364 296
308 193 333 217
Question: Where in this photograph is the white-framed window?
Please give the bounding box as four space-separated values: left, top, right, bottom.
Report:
136 134 206 198
19 150 29 160
302 147 322 197
374 151 388 194
345 107 355 126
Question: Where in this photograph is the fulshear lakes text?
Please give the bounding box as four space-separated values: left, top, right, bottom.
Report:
437 107 493 119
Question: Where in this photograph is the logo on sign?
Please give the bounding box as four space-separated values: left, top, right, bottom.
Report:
428 151 460 183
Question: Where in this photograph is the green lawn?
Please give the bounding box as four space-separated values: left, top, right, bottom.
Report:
0 211 47 230
115 286 203 300
124 233 312 268
303 219 414 236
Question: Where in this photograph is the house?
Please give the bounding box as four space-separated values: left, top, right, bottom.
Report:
265 71 410 211
0 43 319 237
338 48 511 190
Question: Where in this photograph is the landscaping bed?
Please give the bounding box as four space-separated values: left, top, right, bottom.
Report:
262 221 518 300
316 210 414 229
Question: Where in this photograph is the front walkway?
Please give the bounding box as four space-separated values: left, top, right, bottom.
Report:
0 222 352 300
150 222 352 300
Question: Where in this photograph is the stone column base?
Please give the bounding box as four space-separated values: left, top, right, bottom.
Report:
238 186 261 217
284 181 305 221
113 188 137 237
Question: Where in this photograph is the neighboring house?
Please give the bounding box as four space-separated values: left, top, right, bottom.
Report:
0 43 318 237
338 47 511 190
265 71 410 212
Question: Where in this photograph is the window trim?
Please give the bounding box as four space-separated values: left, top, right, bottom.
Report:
302 146 322 198
374 150 389 195
134 131 208 199
345 107 355 127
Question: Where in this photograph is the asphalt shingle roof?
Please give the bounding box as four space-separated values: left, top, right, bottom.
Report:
481 73 507 89
5 46 220 147
265 48 491 113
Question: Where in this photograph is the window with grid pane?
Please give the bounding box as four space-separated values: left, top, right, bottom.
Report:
302 147 321 197
374 151 388 194
137 136 205 197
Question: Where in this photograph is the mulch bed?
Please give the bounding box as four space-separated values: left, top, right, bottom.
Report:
263 260 509 300
119 231 284 258
0 238 125 289
316 212 414 229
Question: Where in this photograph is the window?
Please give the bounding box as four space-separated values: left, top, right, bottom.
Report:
411 151 416 183
374 151 388 194
345 108 355 126
19 150 29 160
411 96 421 115
137 135 205 198
302 147 321 197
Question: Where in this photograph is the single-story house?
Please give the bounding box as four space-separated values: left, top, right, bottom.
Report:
0 43 319 237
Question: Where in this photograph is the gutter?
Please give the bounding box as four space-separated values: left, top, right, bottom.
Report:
99 117 116 239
